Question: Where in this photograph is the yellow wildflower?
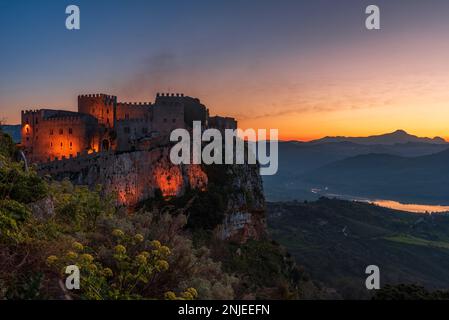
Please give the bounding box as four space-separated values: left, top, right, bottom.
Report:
140 251 150 258
102 268 113 278
112 229 125 238
72 242 84 251
159 246 171 256
114 245 126 255
87 264 98 272
66 251 78 260
186 288 198 299
136 254 147 265
156 260 169 271
80 253 94 264
150 240 161 249
181 291 194 300
164 291 177 300
46 255 58 266
134 234 144 242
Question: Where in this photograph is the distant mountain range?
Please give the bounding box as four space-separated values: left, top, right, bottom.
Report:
263 130 449 203
303 148 449 204
308 129 447 145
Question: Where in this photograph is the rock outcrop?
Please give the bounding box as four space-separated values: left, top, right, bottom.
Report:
38 145 266 242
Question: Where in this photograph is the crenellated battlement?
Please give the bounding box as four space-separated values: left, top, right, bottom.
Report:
78 93 117 100
118 102 152 106
22 109 41 114
156 92 185 98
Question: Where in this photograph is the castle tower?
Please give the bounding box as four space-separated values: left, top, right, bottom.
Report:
78 94 117 128
21 109 99 163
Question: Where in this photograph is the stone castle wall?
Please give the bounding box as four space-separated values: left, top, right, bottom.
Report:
38 145 208 207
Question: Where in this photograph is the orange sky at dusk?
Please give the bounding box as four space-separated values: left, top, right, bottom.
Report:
2 1 449 142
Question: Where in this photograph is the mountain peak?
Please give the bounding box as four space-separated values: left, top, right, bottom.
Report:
309 130 447 145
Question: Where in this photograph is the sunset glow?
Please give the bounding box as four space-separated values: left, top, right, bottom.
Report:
2 1 449 141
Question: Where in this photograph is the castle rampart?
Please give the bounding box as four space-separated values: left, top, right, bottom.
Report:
22 92 237 164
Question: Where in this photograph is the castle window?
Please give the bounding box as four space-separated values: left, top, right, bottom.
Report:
69 128 73 134
50 129 54 135
26 127 29 134
50 142 53 147
35 128 38 133
26 137 29 141
70 142 73 149
36 118 38 124
59 129 63 135
107 109 109 114
124 127 130 134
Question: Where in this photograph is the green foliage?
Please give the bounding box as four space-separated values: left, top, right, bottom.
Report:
0 131 17 159
51 180 114 231
268 198 449 299
0 199 31 242
5 273 45 300
0 158 48 203
186 185 226 230
373 284 449 300
218 239 313 299
47 235 174 300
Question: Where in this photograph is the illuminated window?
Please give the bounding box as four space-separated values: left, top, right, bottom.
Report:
60 142 63 148
70 142 73 149
26 127 29 134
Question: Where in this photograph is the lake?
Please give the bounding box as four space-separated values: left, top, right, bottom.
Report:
310 188 449 214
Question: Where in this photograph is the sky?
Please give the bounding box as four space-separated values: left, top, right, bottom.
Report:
1 0 449 141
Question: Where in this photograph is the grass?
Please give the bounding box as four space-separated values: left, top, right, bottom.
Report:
384 234 449 250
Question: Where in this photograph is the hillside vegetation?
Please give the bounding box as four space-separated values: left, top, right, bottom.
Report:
268 198 449 299
0 128 318 300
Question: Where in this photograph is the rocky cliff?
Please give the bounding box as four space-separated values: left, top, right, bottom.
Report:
38 145 266 242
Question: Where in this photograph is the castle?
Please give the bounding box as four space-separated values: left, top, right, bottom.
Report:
21 93 237 163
